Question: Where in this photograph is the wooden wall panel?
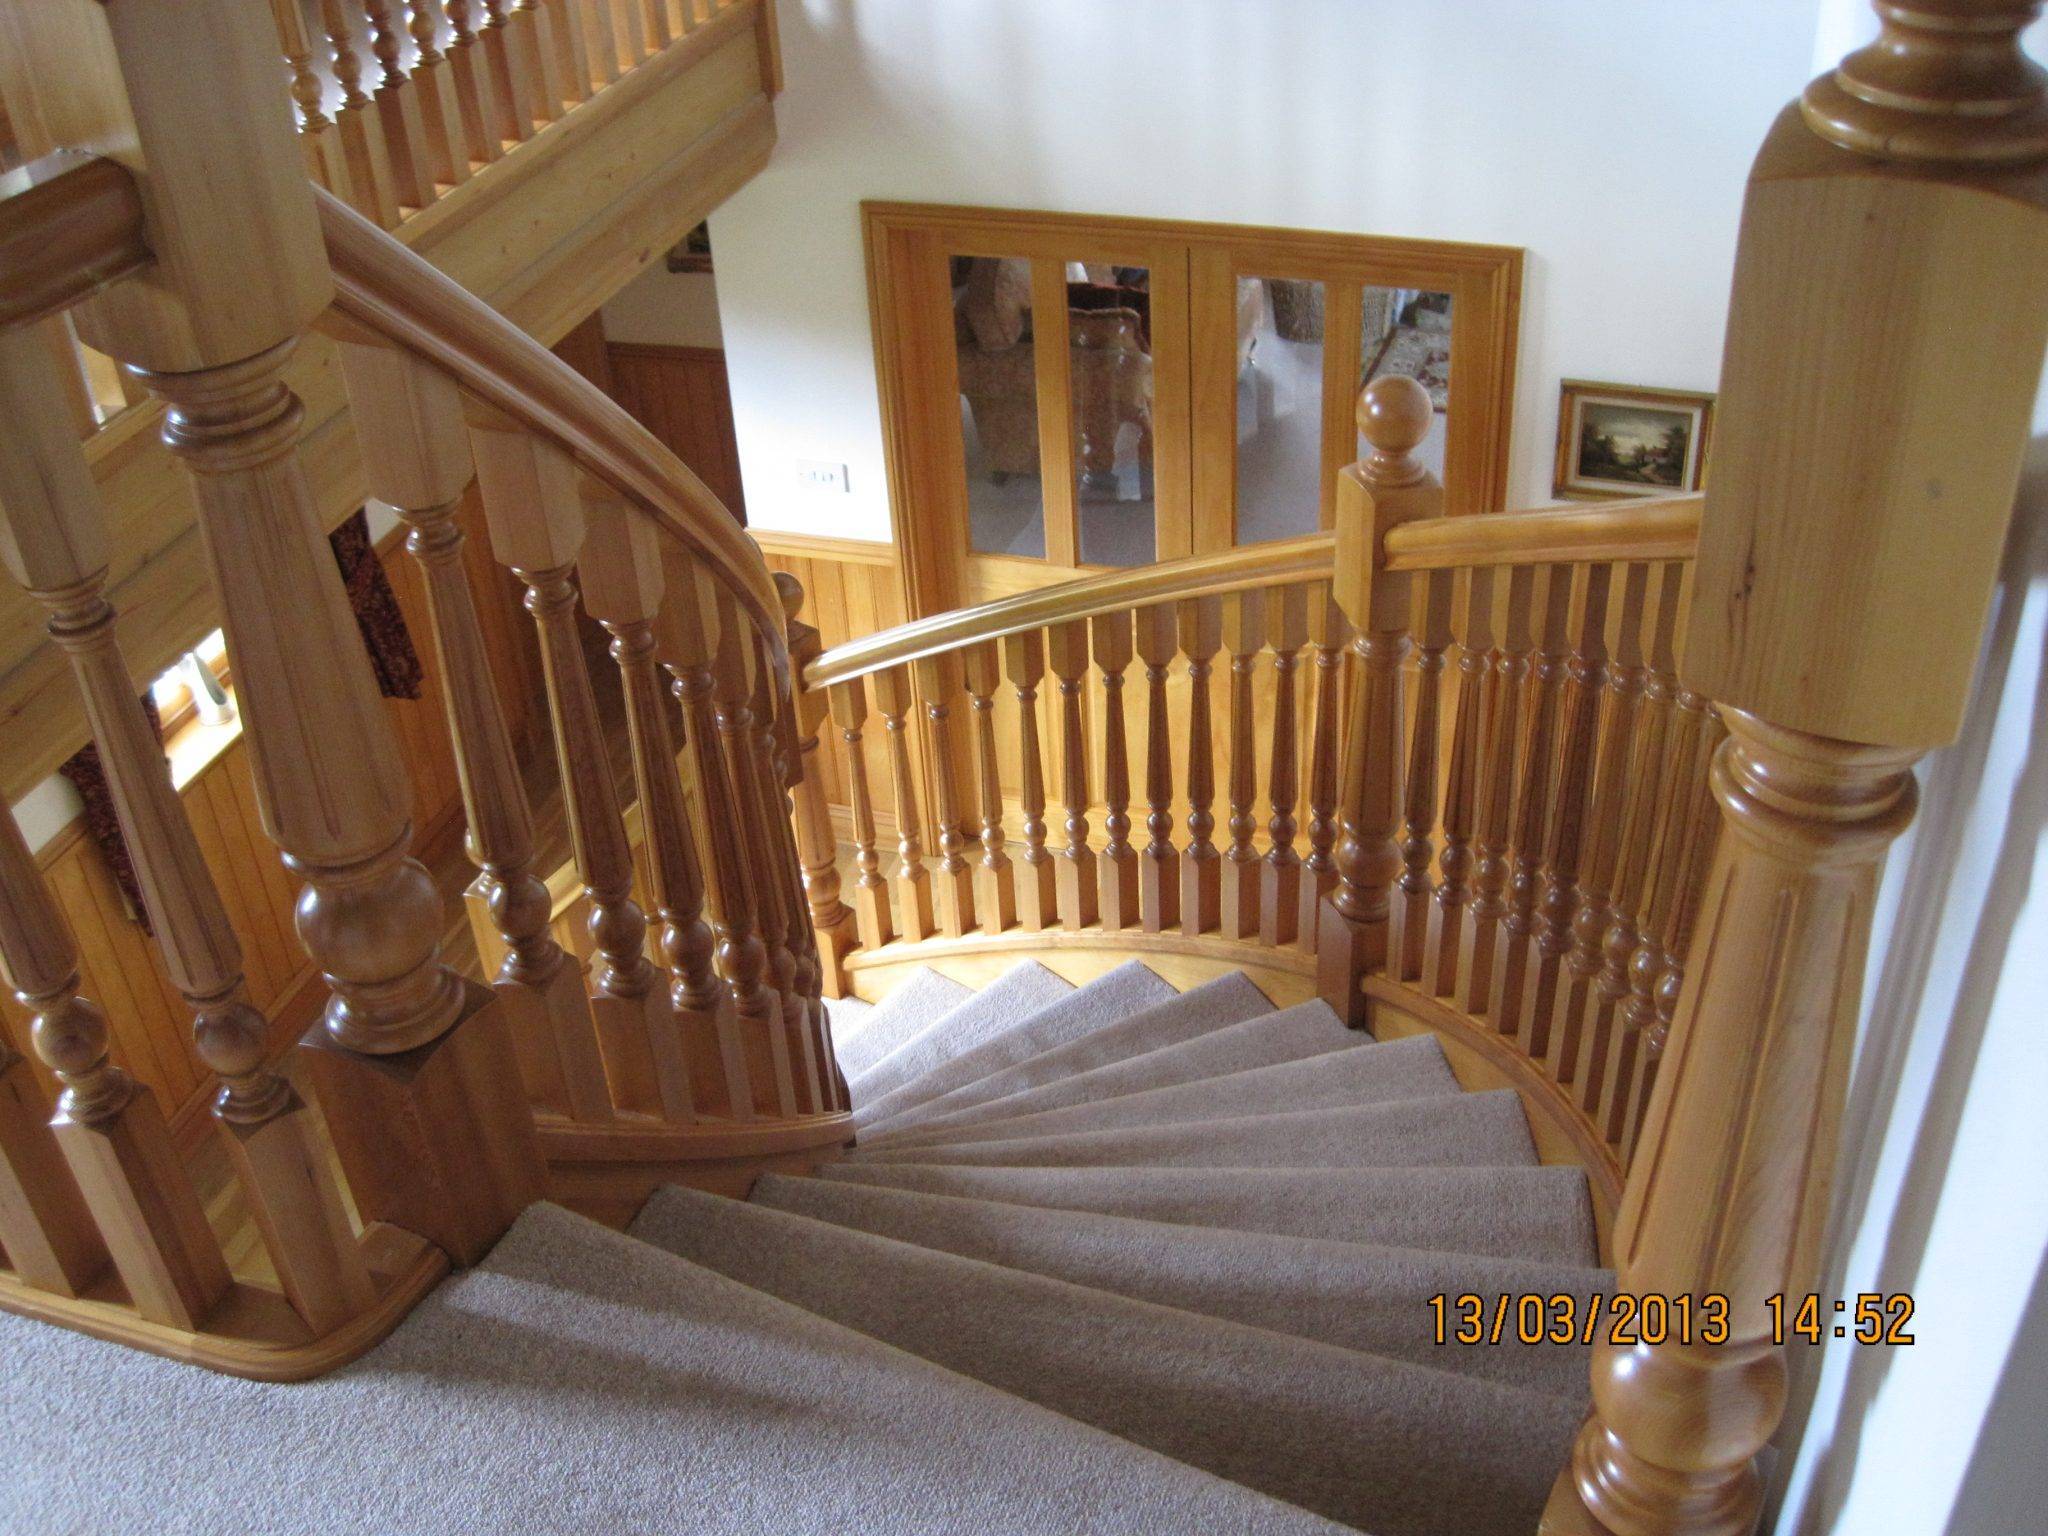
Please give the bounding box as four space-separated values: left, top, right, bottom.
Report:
608 342 748 524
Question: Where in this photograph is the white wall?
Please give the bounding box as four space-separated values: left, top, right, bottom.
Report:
712 0 1820 538
603 265 725 349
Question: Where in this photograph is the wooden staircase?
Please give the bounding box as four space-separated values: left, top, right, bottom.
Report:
0 2 2043 1532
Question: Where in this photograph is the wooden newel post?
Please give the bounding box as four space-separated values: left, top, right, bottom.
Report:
1317 375 1439 1027
1546 10 2048 1534
10 0 540 1266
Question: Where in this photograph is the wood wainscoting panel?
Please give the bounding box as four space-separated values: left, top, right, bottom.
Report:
607 343 748 523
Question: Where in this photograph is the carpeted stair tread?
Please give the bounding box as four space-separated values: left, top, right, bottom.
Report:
634 1186 1581 1536
818 1161 1599 1265
751 1174 1606 1396
865 971 1276 1139
852 960 1179 1127
865 1031 1457 1153
1 1204 1344 1536
847 960 1075 1100
864 996 1355 1148
847 1089 1537 1171
826 994 878 1046
833 967 974 1081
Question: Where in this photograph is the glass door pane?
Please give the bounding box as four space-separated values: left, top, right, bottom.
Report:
1070 263 1156 567
953 256 1048 559
1233 275 1326 545
1359 286 1451 480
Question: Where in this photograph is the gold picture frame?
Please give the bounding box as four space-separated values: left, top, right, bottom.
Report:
1552 379 1714 501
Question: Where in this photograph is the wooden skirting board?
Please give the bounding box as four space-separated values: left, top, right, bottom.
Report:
539 1111 856 1227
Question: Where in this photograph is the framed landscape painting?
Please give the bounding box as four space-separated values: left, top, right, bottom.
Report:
1552 380 1714 500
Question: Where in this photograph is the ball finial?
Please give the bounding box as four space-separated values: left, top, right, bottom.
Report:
1356 374 1432 461
772 569 805 623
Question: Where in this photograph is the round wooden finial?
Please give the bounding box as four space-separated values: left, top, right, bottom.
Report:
1356 374 1432 485
773 569 805 623
1801 1 2048 165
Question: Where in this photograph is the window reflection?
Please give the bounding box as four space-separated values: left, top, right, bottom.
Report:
1360 287 1451 480
1234 277 1325 544
954 256 1047 559
1071 264 1154 567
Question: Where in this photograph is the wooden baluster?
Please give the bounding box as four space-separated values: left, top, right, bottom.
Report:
962 641 1016 938
442 0 507 164
611 0 650 68
512 0 567 123
913 652 976 938
1423 565 1491 997
1323 376 1437 1020
830 678 894 956
1521 563 1610 1062
1259 585 1308 947
406 1 474 189
640 0 675 50
1003 631 1059 932
478 0 541 142
0 332 369 1333
872 666 936 944
579 492 707 1123
544 0 595 107
1388 566 1453 981
658 559 763 1118
473 424 677 1122
361 0 437 210
269 0 360 204
1550 562 1647 1088
1580 564 1682 1119
1047 621 1098 931
1295 583 1346 952
1177 597 1223 936
581 0 623 85
1133 604 1180 933
785 586 859 995
1217 591 1264 941
1552 13 2048 1528
1458 564 1534 1015
1092 610 1140 931
0 1007 106 1298
1488 565 1572 1035
318 0 404 225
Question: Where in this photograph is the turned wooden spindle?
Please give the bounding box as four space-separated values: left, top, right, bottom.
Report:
1424 565 1491 999
962 641 1016 937
1133 603 1180 933
510 0 567 124
1296 584 1347 953
784 579 859 993
1547 26 2048 1527
830 677 895 955
359 0 436 210
317 0 403 225
269 0 359 204
404 0 473 190
1003 631 1059 933
1 329 371 1332
441 0 508 164
539 0 594 109
872 665 937 945
0 1005 106 1299
913 652 976 939
581 0 623 85
1217 591 1264 942
1550 562 1648 1088
1320 375 1436 1025
580 493 708 1123
1177 597 1224 936
1258 585 1308 948
477 0 541 143
610 0 650 67
1522 564 1611 1062
1488 566 1572 1035
641 0 676 49
474 423 679 1123
1388 566 1453 981
1458 563 1533 1015
1046 621 1098 931
1092 610 1140 931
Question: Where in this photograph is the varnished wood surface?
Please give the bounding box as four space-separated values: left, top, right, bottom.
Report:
1381 494 1702 572
0 150 150 330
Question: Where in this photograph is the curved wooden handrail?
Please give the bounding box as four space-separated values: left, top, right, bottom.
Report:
0 151 151 330
804 533 1336 690
310 187 786 660
1381 494 1701 572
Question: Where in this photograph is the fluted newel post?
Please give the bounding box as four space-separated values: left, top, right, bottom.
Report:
63 0 540 1269
1003 631 1059 932
1046 621 1098 931
579 493 704 1122
961 642 1016 937
1178 597 1223 935
1296 584 1346 951
1134 604 1180 933
1091 610 1139 931
1545 11 2048 1531
872 666 937 943
2 329 368 1332
1318 376 1438 1027
786 591 859 995
1217 590 1264 941
1258 585 1308 947
913 651 976 938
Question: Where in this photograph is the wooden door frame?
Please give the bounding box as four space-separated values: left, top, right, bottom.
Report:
865 201 1523 629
